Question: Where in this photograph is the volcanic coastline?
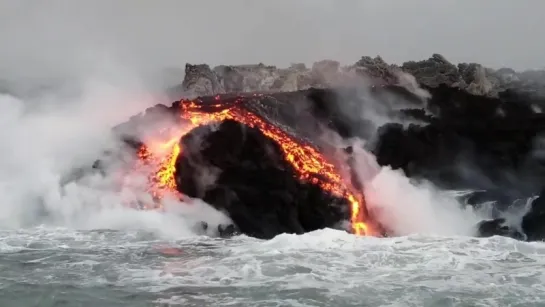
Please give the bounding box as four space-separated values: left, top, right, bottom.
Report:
90 54 545 242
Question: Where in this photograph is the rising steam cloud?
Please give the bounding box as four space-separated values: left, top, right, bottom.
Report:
0 60 233 238
321 81 487 237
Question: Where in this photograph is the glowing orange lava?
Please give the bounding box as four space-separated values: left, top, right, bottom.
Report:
136 125 196 203
136 95 376 236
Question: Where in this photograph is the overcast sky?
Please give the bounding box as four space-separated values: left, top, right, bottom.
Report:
0 0 544 82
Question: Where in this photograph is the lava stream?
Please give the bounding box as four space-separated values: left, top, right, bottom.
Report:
136 96 376 236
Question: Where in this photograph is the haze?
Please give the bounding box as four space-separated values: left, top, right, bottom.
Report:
0 0 543 84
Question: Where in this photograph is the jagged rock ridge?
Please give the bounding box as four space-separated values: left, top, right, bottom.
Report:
169 53 545 101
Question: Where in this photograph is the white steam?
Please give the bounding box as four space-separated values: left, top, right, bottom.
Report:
0 61 231 238
363 167 483 236
331 84 486 237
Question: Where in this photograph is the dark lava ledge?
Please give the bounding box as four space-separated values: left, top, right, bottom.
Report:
175 119 350 239
97 55 545 242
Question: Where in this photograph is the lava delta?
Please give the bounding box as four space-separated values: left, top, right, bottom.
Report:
112 89 388 239
89 55 545 242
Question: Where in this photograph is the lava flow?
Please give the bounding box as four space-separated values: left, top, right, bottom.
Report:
135 95 376 236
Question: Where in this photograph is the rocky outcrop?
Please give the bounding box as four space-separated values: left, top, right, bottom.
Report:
109 87 420 239
521 189 545 241
109 84 545 241
371 83 545 240
372 83 544 190
180 64 224 97
401 54 465 89
103 54 545 241
174 119 350 239
476 218 524 240
168 54 545 102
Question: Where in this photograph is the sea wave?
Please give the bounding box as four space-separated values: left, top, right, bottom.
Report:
0 227 544 306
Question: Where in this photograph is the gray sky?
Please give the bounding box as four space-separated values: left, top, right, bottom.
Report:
0 0 544 82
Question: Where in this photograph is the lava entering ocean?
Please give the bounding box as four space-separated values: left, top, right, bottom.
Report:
134 95 376 236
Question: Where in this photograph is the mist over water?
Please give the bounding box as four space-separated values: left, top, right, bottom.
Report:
0 71 235 237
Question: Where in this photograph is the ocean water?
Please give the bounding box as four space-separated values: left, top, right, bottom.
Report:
1 227 544 307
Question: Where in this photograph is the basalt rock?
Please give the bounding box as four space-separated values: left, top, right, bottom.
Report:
373 84 545 191
476 218 524 240
174 119 350 239
371 84 545 241
475 189 545 241
111 84 545 241
521 189 545 241
169 53 545 101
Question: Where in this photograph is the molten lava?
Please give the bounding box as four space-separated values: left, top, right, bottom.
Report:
136 95 375 236
135 126 188 203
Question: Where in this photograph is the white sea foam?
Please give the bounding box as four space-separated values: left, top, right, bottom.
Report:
1 228 544 306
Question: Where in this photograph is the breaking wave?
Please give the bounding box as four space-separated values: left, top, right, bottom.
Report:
1 227 545 306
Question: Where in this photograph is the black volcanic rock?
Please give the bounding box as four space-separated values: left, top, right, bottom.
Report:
372 84 545 193
169 53 545 101
110 84 545 241
370 84 545 241
96 54 545 242
476 218 524 240
402 54 465 89
522 189 545 241
173 119 350 239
